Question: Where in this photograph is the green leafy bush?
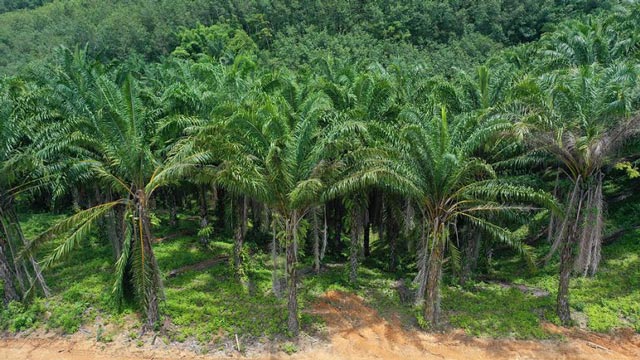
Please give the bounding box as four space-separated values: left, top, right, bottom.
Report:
0 300 44 333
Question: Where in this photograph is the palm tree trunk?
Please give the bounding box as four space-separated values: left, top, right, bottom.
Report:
168 187 178 228
107 204 125 261
547 170 560 244
286 212 299 336
209 185 219 214
424 228 445 327
136 190 163 330
321 206 327 260
363 206 370 257
233 196 248 273
557 232 575 325
142 218 162 329
271 215 282 298
71 187 81 212
215 188 226 231
557 178 584 326
388 215 398 272
198 185 209 245
414 219 428 303
461 231 481 285
142 226 161 329
378 196 384 260
349 205 361 285
312 207 320 273
0 242 19 304
251 199 263 232
333 201 344 256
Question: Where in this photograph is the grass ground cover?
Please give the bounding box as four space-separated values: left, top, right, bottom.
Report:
1 210 638 343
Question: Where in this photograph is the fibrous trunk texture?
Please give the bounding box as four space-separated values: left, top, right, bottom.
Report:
556 177 584 325
233 196 248 273
0 242 19 304
424 230 445 327
461 230 481 286
135 190 163 330
312 207 321 273
574 173 604 277
198 185 209 245
285 212 299 335
414 220 428 303
349 205 362 285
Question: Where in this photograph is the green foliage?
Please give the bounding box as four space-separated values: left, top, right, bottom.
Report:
0 0 50 14
0 0 613 75
584 304 620 332
281 341 298 355
172 23 257 63
614 161 640 179
443 283 557 339
47 302 86 334
0 300 44 332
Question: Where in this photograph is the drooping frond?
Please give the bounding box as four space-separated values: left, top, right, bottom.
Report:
27 200 126 269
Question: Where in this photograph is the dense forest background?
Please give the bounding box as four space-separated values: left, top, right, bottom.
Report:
1 0 640 352
0 0 612 74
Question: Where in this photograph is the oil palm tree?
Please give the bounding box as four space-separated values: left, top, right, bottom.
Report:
171 79 345 335
514 62 640 324
538 14 639 71
222 96 339 335
316 62 403 273
27 72 172 329
151 59 225 244
0 78 51 304
357 102 557 327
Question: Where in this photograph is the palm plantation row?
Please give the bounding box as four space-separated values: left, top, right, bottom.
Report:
1 12 640 337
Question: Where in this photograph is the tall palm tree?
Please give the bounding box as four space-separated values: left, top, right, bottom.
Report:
28 71 172 329
172 81 343 335
316 62 403 273
224 97 339 335
515 62 640 324
0 78 51 304
375 104 555 327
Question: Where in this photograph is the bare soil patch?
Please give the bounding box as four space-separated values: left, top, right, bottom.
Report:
2 290 639 359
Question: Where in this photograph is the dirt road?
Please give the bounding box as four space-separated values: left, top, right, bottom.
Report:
2 290 639 359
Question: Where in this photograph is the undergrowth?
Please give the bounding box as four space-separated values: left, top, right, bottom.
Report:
1 209 639 343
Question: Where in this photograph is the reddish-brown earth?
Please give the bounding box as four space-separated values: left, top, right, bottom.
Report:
2 290 639 359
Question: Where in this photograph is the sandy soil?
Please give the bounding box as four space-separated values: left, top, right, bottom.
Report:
2 290 639 360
